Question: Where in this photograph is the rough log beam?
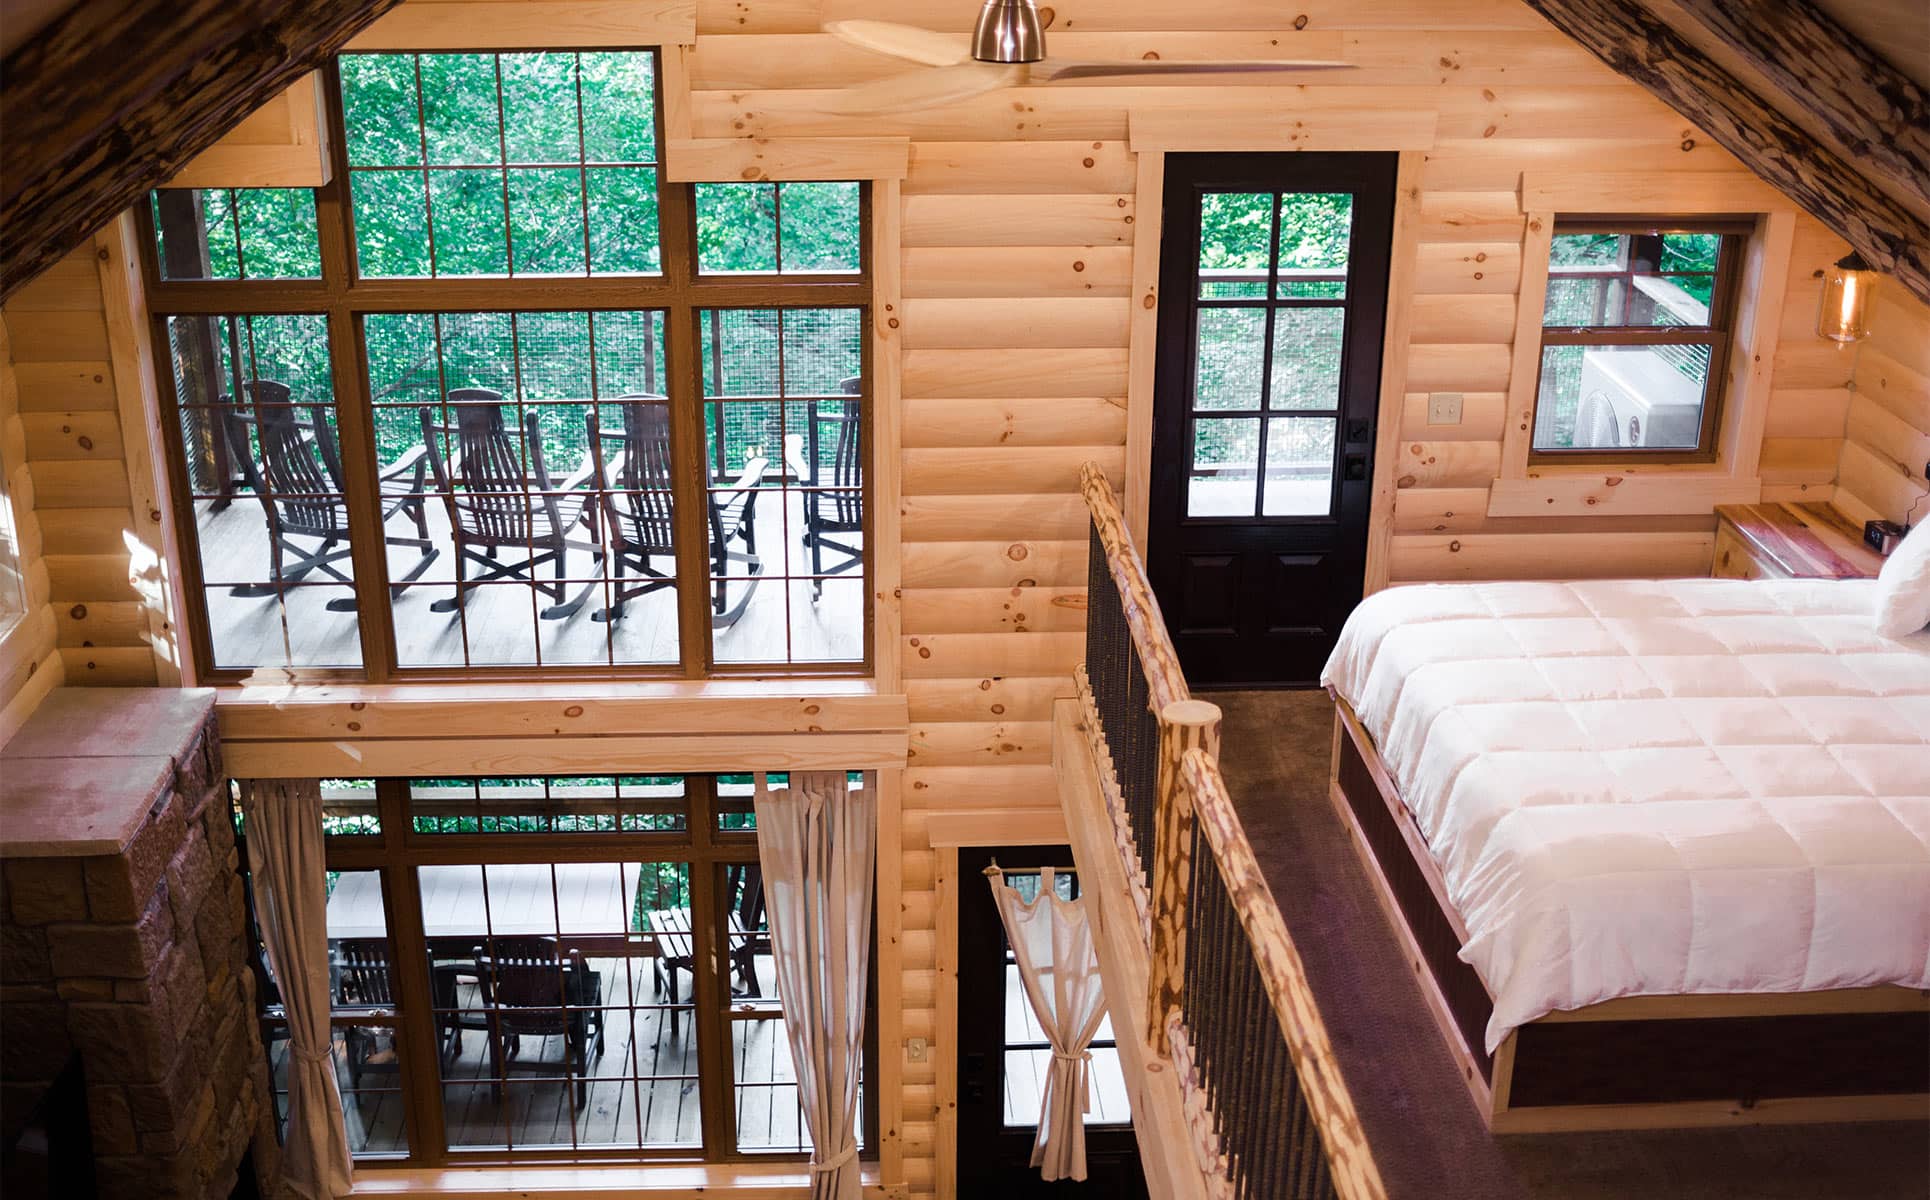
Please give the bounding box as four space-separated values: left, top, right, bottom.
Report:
0 0 404 300
1668 0 1930 219
1520 0 1930 308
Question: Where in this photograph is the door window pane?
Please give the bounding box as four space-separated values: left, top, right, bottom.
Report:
1262 418 1337 516
1268 307 1345 410
1187 417 1260 517
1197 191 1272 298
1194 309 1266 411
1276 192 1352 297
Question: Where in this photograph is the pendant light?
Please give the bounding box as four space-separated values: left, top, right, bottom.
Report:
1818 252 1875 343
971 0 1045 64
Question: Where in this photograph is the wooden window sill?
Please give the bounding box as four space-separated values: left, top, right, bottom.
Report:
213 679 910 776
1486 472 1760 518
351 1161 901 1198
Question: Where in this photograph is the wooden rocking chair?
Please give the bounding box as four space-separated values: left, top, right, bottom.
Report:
794 376 864 600
219 380 439 610
419 391 601 620
332 938 401 1089
585 395 769 629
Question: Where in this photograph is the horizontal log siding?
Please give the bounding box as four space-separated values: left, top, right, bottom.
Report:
2 241 147 702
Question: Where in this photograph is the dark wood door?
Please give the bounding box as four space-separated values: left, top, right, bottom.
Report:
1147 153 1397 687
956 846 1148 1198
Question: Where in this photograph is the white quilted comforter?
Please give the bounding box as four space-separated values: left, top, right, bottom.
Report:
1320 578 1930 1053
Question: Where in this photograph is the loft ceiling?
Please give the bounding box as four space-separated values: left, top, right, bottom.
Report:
0 0 404 300
0 0 1924 303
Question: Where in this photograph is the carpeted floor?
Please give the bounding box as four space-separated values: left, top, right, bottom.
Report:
1211 689 1930 1200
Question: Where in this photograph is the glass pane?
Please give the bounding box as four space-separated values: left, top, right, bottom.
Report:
501 52 582 163
151 188 320 280
340 54 422 167
587 167 661 274
580 51 658 163
1198 191 1271 298
1193 309 1265 411
421 53 502 166
781 308 862 396
1187 417 1259 517
696 183 778 273
779 182 861 272
509 167 587 275
351 170 431 277
168 313 363 669
1545 232 1721 328
1532 342 1712 452
235 189 323 279
321 779 381 836
1276 192 1352 298
1262 417 1337 516
1268 307 1345 410
429 169 510 275
734 1017 810 1152
372 311 678 669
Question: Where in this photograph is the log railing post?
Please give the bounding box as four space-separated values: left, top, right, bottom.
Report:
1145 698 1221 1052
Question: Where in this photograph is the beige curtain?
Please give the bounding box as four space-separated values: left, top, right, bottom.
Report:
987 865 1108 1182
241 779 353 1200
753 771 874 1200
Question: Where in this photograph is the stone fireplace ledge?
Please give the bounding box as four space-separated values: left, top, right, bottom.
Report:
1 688 218 859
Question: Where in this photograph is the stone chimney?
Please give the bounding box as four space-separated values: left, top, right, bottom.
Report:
1 689 278 1198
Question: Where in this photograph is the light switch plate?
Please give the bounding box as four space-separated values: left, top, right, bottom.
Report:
906 1038 928 1062
1428 392 1463 425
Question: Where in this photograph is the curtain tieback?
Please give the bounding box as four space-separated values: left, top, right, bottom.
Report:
1051 1049 1092 1066
290 1041 335 1066
811 1141 859 1176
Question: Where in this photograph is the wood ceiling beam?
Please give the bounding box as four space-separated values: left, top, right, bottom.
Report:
1667 0 1930 220
0 0 404 300
1520 0 1930 308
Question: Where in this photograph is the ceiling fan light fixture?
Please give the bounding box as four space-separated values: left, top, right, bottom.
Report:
971 0 1045 64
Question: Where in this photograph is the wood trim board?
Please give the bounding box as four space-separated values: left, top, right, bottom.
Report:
665 138 910 183
1326 693 1930 1133
1363 150 1424 595
344 0 697 50
1128 109 1439 154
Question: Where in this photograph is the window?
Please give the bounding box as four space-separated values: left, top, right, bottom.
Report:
1533 219 1746 460
0 440 25 642
237 773 876 1164
146 49 870 681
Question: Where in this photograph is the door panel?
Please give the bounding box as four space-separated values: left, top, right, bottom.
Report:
1148 153 1397 687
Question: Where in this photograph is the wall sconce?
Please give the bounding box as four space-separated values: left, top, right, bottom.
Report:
1818 252 1875 343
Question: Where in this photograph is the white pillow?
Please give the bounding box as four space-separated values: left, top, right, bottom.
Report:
1873 521 1930 638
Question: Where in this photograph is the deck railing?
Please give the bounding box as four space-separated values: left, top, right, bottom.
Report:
1076 462 1385 1200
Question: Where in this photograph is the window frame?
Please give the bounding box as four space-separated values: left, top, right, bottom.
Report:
142 49 874 685
239 773 880 1168
1529 215 1749 466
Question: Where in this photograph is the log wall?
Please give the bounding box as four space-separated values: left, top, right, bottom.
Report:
0 241 156 710
1837 287 1930 527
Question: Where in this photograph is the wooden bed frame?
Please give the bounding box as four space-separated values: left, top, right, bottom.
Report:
1325 694 1930 1133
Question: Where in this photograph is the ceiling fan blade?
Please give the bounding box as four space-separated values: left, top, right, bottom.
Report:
821 63 1023 115
824 20 973 68
1035 59 1356 83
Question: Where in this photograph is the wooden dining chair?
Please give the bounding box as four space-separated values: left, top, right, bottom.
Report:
584 395 769 628
332 938 402 1089
472 939 596 1109
219 380 439 610
419 391 601 620
796 376 864 599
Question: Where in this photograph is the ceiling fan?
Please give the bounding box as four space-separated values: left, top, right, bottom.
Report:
823 0 1354 113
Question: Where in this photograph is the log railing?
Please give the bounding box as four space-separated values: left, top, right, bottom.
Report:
1076 462 1385 1200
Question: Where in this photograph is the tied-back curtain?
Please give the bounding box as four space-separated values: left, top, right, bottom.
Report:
987 865 1108 1182
753 771 875 1200
240 779 353 1200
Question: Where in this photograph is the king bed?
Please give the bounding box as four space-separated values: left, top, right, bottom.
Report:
1320 577 1930 1132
